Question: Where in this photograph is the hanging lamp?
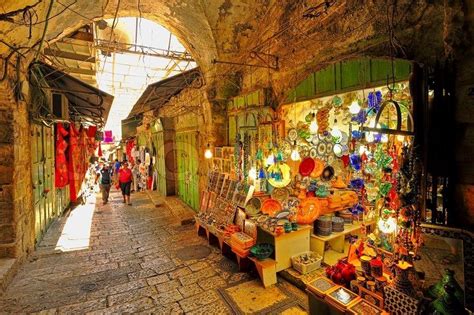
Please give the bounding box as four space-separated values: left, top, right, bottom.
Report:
361 100 415 136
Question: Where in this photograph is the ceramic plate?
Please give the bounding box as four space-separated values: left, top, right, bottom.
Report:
333 144 343 157
271 188 290 203
282 197 300 211
245 197 261 217
326 143 333 154
268 163 292 188
299 157 315 176
317 142 327 156
261 198 283 217
309 148 317 158
311 135 319 145
288 128 298 141
321 165 335 181
340 132 349 145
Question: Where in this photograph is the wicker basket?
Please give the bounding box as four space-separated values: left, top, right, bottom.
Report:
291 251 323 274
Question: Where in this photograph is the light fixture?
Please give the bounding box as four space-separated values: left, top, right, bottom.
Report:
349 100 361 114
248 166 257 181
290 141 301 161
396 135 405 142
309 112 318 134
204 144 213 159
266 152 275 166
381 134 389 143
331 119 342 143
377 217 397 234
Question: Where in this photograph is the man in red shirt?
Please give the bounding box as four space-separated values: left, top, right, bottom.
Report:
118 161 133 205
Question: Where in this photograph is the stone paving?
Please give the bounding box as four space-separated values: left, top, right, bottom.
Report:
0 190 308 314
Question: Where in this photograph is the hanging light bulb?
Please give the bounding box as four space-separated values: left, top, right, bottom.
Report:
378 217 397 234
381 134 389 143
365 132 375 143
248 166 257 181
290 141 301 161
309 112 318 134
204 144 213 159
349 100 361 114
396 135 405 142
331 119 342 143
266 152 275 166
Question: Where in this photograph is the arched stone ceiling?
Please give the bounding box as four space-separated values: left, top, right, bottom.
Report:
0 0 466 99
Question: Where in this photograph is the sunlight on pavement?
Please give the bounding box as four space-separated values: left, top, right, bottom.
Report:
55 195 96 252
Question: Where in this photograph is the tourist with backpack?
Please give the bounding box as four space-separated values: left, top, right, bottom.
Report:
96 163 113 205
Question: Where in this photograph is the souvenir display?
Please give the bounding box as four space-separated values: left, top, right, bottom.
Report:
193 80 462 314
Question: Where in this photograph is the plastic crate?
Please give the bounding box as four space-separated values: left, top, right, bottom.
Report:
291 251 322 274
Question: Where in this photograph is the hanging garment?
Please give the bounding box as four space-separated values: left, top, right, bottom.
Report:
55 123 69 188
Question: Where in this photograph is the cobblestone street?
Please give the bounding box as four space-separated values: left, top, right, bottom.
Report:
0 191 308 314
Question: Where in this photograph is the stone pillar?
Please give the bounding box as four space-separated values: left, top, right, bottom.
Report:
0 74 35 260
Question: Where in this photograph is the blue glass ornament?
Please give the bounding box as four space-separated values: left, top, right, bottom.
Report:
351 203 364 215
350 178 364 190
352 130 363 140
351 110 367 124
350 154 362 171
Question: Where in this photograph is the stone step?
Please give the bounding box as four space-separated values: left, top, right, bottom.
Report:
0 258 18 292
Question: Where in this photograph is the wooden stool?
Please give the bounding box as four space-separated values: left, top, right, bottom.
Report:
249 257 277 288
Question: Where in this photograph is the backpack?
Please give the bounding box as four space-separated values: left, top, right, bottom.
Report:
101 169 111 184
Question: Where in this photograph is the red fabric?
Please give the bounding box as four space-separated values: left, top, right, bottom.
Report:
55 123 69 188
98 142 103 157
87 125 97 138
119 168 132 183
125 139 135 164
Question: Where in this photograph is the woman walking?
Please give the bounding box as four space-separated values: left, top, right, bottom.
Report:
118 161 133 205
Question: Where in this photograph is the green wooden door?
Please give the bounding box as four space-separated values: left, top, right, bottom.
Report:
152 132 167 196
31 124 55 243
175 131 199 210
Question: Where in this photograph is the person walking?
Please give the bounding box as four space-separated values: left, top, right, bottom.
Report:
132 159 141 192
113 159 121 186
118 161 133 205
96 163 112 205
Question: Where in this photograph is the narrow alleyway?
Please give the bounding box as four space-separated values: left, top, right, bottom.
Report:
0 191 308 314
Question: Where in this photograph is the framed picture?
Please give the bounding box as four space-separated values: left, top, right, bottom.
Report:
208 192 218 212
226 180 238 201
220 178 231 197
234 207 246 231
358 286 384 309
244 220 257 239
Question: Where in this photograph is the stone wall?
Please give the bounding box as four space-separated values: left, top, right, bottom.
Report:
0 66 35 260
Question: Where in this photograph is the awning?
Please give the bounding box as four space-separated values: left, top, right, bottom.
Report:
30 62 114 128
121 114 143 139
127 67 202 119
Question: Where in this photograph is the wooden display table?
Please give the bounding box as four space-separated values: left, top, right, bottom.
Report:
248 257 277 288
310 221 374 263
257 225 311 272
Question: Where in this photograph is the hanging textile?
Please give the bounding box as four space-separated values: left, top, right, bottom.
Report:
55 123 69 188
98 142 103 157
104 130 113 143
67 124 80 202
126 139 135 163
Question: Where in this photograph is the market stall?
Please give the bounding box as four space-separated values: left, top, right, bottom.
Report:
194 66 465 313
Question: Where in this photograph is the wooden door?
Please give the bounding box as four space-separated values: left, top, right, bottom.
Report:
31 124 55 243
152 132 167 196
175 131 199 210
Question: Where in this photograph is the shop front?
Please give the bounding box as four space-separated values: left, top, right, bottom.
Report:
195 58 467 314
